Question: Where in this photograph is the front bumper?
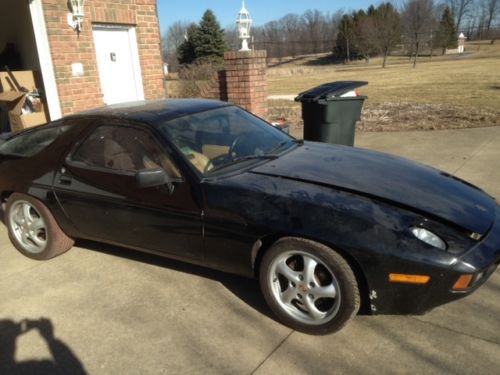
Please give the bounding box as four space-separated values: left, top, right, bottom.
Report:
369 205 500 315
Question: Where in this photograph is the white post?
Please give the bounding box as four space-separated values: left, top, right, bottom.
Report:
29 0 62 120
458 33 466 54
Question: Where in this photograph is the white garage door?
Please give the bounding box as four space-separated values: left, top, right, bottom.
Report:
92 25 144 105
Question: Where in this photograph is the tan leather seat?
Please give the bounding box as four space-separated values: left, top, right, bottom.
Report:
103 139 135 171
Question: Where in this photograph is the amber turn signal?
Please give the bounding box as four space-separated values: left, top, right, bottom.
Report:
452 274 474 290
389 273 431 284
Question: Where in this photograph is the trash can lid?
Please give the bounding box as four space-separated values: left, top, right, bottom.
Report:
295 81 368 103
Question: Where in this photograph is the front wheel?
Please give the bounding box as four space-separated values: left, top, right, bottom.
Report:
259 237 360 335
5 193 74 260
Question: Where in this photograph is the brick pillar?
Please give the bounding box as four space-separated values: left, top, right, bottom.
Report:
224 50 267 118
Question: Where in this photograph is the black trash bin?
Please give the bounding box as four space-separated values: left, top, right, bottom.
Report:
295 81 368 146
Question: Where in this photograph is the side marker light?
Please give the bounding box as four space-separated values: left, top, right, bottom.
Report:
452 274 474 290
389 273 431 284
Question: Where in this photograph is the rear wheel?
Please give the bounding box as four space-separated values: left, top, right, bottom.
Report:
260 237 360 334
5 193 74 260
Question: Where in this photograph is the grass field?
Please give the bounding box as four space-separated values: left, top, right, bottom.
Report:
167 41 499 133
266 41 500 134
267 41 500 110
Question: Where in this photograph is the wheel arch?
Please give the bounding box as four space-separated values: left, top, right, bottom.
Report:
252 234 372 315
4 191 75 260
1 190 14 210
1 190 14 202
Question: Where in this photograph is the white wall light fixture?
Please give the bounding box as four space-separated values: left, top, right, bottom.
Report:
67 0 85 34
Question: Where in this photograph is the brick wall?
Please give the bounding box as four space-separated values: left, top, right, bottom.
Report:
199 70 227 101
223 50 267 118
41 0 164 116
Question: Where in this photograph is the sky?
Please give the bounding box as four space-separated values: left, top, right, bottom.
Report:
157 0 381 35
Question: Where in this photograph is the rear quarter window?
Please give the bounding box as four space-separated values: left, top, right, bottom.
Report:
0 125 70 157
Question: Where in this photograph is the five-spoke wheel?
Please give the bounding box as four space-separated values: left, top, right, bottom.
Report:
269 251 341 325
260 237 360 334
8 200 48 254
5 193 74 260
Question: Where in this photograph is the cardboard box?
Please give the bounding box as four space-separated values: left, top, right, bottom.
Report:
0 71 48 132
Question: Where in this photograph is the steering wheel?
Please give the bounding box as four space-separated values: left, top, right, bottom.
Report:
229 134 255 160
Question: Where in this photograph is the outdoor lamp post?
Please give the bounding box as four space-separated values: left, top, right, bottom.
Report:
236 1 252 51
67 0 85 34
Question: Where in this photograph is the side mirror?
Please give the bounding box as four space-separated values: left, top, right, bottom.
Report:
136 168 171 189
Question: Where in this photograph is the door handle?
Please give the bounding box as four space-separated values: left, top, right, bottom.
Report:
59 167 72 186
59 175 72 185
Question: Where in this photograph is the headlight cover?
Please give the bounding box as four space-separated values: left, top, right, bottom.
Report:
410 227 447 250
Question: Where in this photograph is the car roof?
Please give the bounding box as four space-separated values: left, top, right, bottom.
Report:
67 99 231 125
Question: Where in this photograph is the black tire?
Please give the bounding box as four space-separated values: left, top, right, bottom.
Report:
5 193 74 260
259 237 360 335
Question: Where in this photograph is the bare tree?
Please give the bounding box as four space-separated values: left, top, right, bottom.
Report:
484 0 500 32
224 25 240 51
327 10 345 48
253 9 342 59
372 2 402 67
402 0 436 68
281 13 301 57
447 0 476 31
302 9 325 54
263 21 284 59
162 21 191 72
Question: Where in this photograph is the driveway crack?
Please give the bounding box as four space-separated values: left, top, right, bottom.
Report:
250 330 294 374
452 138 495 175
410 317 500 346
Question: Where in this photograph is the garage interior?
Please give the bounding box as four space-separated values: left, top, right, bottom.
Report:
0 0 48 133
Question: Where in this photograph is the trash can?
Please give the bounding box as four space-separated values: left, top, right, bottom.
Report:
295 81 368 146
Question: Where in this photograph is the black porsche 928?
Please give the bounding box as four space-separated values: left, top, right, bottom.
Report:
0 99 498 334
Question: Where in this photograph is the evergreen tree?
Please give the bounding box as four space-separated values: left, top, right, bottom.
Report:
177 24 198 65
176 10 228 65
352 10 377 62
335 14 356 63
436 6 457 54
192 10 228 63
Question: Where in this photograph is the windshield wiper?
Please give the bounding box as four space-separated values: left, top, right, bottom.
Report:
267 141 289 154
208 154 278 174
267 139 303 155
233 154 279 163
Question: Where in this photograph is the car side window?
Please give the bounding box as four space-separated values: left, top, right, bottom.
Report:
70 125 181 178
0 124 69 157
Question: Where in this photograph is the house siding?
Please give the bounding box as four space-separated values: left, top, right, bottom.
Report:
41 0 164 116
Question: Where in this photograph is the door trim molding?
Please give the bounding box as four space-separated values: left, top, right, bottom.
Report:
29 0 62 120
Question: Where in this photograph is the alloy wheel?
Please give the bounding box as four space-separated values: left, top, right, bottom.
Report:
9 200 48 254
268 250 341 325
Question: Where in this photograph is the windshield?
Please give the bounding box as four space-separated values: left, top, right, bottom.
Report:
158 106 297 176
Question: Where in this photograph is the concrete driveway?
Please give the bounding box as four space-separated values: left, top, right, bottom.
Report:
1 127 499 374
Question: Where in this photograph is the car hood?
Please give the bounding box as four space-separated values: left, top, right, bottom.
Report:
251 142 495 236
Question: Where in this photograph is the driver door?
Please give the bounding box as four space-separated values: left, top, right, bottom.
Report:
53 123 203 260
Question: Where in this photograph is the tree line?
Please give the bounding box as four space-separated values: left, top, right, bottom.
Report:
162 0 500 71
